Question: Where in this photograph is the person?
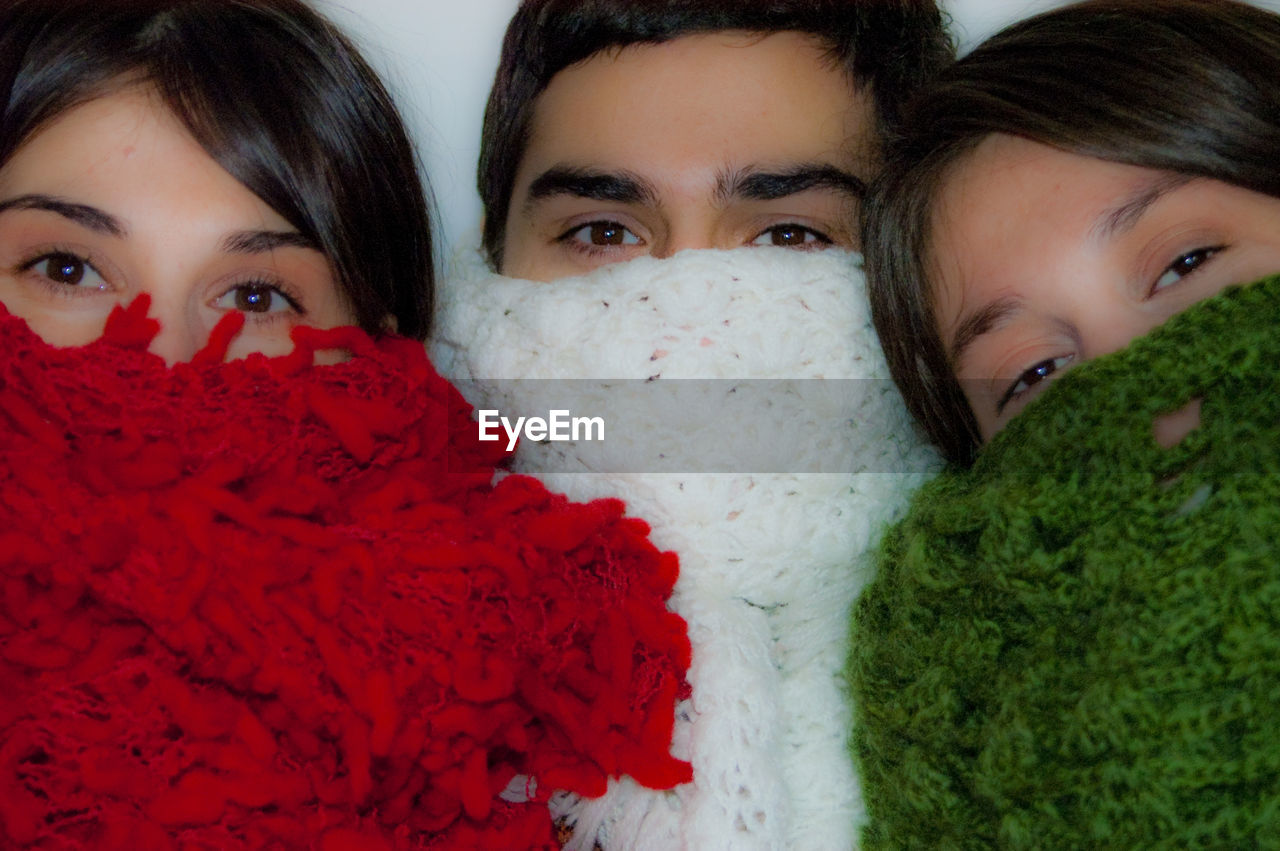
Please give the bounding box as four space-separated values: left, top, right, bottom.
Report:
478 0 953 281
850 2 1280 847
0 0 434 358
864 0 1280 465
0 1 691 847
432 4 952 849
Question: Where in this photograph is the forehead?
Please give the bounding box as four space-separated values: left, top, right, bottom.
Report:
930 135 1153 323
518 30 875 194
0 86 290 230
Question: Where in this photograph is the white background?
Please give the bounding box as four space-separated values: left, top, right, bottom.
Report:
311 0 1280 270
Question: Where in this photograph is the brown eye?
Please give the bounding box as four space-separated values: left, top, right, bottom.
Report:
752 224 833 249
1152 246 1222 293
771 226 807 246
44 253 86 285
590 223 626 245
214 282 299 315
25 251 106 289
998 355 1074 413
234 283 277 313
561 221 642 249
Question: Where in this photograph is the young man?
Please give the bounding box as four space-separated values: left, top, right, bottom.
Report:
445 4 953 846
478 0 953 281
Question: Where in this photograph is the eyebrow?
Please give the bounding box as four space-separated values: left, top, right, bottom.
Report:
221 230 316 254
524 166 659 210
716 163 867 204
0 192 313 254
522 162 867 214
947 295 1021 366
0 193 125 237
1093 173 1194 240
948 174 1196 367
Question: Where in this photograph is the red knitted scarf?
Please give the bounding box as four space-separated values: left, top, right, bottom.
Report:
0 299 691 849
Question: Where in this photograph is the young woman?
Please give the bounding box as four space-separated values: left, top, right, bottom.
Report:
0 2 690 847
850 2 1280 847
864 0 1280 465
0 0 434 354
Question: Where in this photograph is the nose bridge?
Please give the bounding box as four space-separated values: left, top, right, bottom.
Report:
141 292 202 365
1088 306 1163 360
651 207 718 259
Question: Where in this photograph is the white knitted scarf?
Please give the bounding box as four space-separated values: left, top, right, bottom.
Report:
430 246 940 850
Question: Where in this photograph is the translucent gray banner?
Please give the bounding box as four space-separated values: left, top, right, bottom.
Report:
450 379 939 474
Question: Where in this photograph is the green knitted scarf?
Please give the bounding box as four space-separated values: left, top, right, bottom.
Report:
848 274 1280 849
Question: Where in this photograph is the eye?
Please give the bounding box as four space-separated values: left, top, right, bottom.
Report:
750 224 833 249
561 221 642 248
22 251 108 291
1152 246 1221 293
213 281 301 315
997 355 1074 413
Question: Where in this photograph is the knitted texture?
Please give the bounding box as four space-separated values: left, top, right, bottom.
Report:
0 298 691 849
433 245 940 850
848 274 1280 848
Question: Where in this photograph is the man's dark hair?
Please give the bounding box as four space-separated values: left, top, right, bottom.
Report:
0 0 435 339
477 0 953 270
863 0 1280 465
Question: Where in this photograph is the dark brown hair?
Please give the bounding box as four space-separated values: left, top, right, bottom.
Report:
865 0 1280 464
0 0 435 339
478 0 954 270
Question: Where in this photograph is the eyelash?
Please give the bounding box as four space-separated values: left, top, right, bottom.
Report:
16 246 110 297
991 244 1229 414
14 247 306 320
751 223 834 248
996 354 1074 414
212 277 306 322
555 219 839 257
555 220 642 256
1151 245 1224 294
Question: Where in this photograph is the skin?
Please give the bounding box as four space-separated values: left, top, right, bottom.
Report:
501 31 877 281
0 86 352 365
933 134 1280 443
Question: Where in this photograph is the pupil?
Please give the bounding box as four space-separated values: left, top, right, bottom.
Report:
592 223 623 245
235 285 271 312
773 228 801 246
49 255 84 286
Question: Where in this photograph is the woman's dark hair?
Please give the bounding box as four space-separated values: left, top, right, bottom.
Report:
477 0 954 270
0 0 435 339
865 0 1280 465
